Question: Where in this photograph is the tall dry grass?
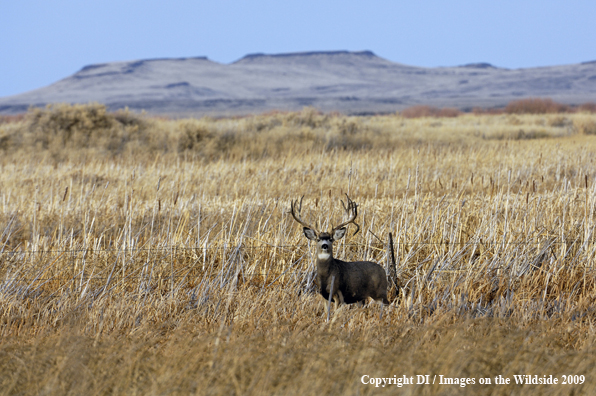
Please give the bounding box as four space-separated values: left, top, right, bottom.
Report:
2 104 596 394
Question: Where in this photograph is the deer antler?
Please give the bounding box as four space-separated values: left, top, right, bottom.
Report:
332 194 360 236
290 196 319 235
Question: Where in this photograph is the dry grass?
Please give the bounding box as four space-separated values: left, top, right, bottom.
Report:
2 105 596 394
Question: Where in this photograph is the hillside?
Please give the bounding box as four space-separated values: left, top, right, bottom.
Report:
1 50 596 116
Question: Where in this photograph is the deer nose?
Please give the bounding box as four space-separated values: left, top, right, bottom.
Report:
321 243 329 250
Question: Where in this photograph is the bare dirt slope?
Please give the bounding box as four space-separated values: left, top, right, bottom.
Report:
1 50 596 116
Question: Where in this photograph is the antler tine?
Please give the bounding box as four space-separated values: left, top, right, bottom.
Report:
332 194 360 236
290 195 319 234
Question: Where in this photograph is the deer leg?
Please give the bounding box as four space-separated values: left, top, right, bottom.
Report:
334 290 345 311
375 298 385 320
326 276 336 322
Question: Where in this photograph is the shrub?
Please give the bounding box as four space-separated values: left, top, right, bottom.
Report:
0 114 25 124
504 98 569 114
482 128 552 140
286 107 328 128
26 103 115 143
574 118 596 135
12 103 152 159
113 108 147 128
401 105 461 118
177 121 212 152
578 102 596 113
547 116 573 128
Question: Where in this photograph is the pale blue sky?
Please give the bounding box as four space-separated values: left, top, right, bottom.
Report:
2 0 595 97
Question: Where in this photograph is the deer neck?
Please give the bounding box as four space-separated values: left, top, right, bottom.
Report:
316 253 337 274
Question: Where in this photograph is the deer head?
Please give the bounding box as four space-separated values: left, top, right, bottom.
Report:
290 194 360 260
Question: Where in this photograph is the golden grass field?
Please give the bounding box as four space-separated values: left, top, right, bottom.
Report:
2 104 596 395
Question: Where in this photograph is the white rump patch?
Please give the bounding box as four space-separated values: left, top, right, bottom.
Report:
318 253 331 260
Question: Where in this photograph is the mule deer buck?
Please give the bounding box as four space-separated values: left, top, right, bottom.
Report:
290 194 389 319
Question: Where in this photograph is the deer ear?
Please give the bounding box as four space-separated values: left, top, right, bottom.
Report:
333 227 347 241
303 227 318 241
